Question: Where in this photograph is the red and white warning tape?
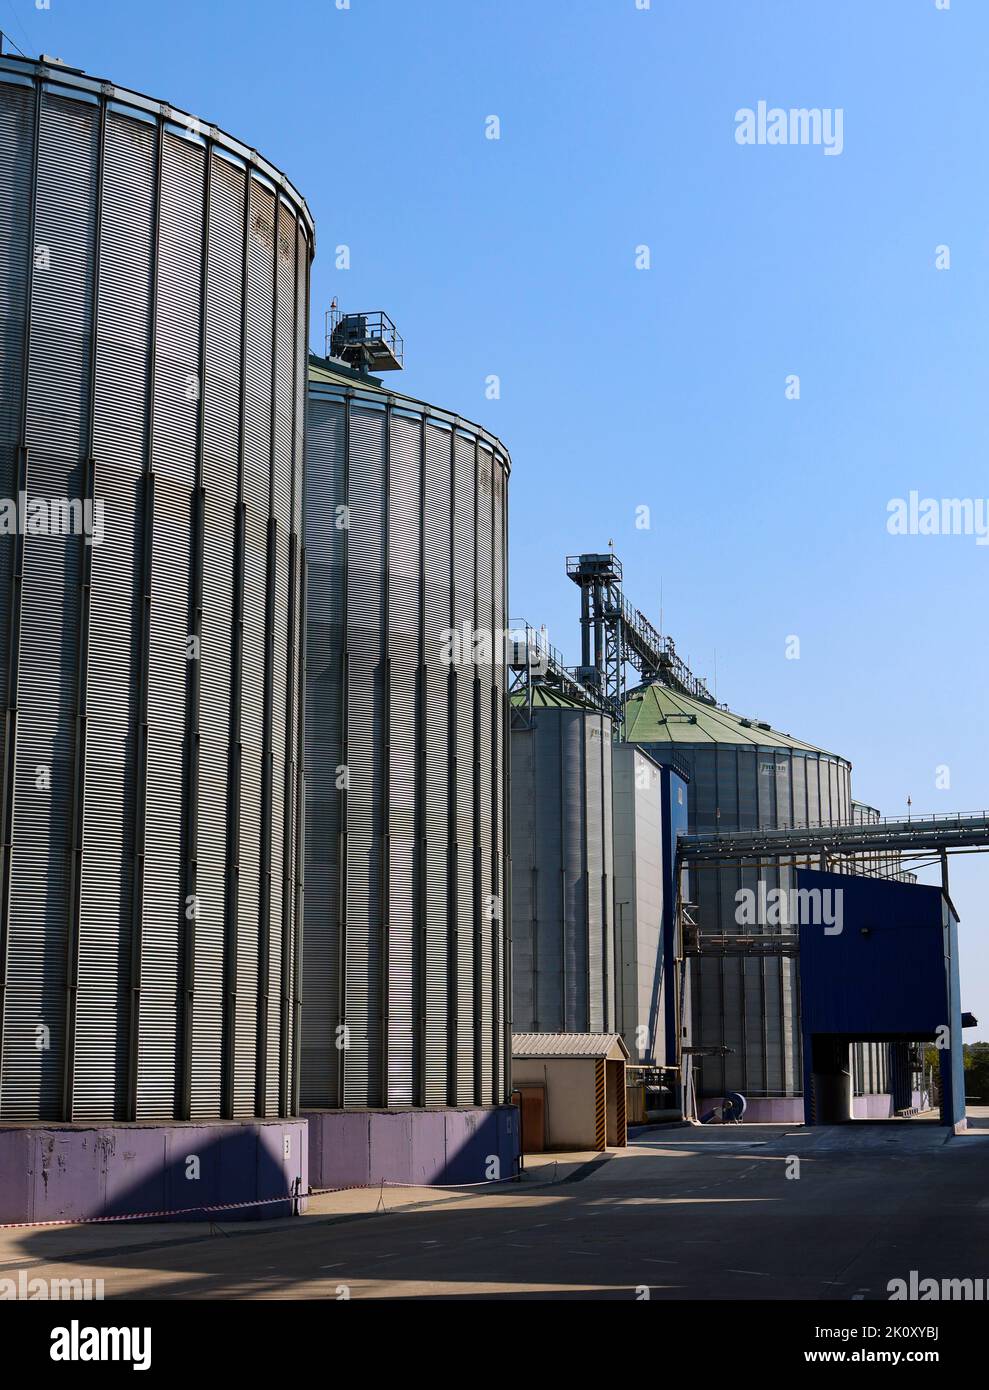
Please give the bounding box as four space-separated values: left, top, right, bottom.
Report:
0 1171 524 1230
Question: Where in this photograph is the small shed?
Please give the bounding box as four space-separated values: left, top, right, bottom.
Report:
512 1033 629 1153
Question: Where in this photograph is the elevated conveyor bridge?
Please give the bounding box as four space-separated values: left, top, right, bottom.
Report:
675 811 989 959
678 810 989 864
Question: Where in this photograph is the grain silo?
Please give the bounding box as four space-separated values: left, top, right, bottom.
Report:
510 687 615 1035
624 681 904 1120
624 681 851 1117
0 54 311 1220
302 347 518 1186
612 743 665 1066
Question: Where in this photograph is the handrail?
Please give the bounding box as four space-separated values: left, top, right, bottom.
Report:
684 810 989 843
324 308 404 365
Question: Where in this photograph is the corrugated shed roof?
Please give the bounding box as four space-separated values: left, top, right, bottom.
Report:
623 682 844 759
512 1032 630 1059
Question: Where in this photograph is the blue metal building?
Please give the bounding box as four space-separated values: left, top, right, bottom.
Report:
797 870 965 1130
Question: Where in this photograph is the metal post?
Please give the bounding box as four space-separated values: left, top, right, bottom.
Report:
446 428 457 1104
380 407 392 1108
290 221 311 1119
486 450 497 1099
502 470 513 1099
221 163 252 1120
180 134 211 1122
337 396 352 1108
280 214 301 1120
254 185 281 1119
617 898 628 1049
0 71 40 1114
126 112 164 1122
292 551 307 1117
62 92 105 1122
416 413 427 1107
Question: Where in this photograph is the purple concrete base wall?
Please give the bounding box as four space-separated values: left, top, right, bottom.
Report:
703 1092 923 1123
702 1096 805 1123
851 1092 894 1119
0 1119 308 1226
304 1106 520 1190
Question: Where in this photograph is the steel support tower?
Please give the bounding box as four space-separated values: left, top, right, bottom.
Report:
565 552 715 734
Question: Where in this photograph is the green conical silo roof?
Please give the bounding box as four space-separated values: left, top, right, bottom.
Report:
510 685 608 713
623 682 843 758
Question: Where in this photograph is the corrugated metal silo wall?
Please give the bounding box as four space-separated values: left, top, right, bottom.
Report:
303 389 510 1108
0 62 311 1121
612 745 664 1064
511 706 615 1034
640 741 861 1099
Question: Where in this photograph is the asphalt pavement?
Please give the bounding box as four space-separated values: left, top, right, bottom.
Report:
5 1110 987 1300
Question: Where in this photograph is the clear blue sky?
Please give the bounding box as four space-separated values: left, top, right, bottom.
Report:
6 0 987 1037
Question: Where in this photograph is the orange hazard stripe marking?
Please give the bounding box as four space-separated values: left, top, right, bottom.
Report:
595 1058 607 1150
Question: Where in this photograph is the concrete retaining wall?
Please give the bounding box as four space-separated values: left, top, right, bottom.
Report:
305 1106 520 1189
702 1096 804 1123
0 1120 308 1226
701 1092 923 1123
851 1092 893 1120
